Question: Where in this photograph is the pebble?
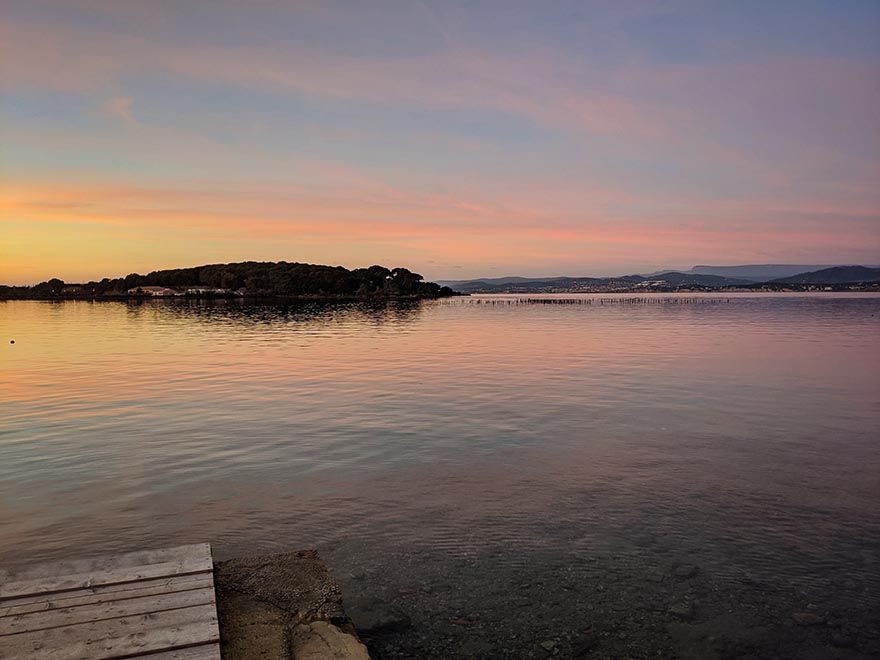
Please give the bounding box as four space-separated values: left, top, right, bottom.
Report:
830 633 855 648
667 601 695 622
452 615 479 626
791 612 824 627
347 598 411 633
540 640 556 652
458 639 494 656
572 634 599 656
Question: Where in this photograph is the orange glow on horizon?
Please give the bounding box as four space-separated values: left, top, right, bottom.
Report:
3 176 879 285
2 3 878 284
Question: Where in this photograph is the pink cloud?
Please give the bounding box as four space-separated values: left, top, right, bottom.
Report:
102 96 135 122
0 20 669 141
2 4 878 282
5 10 877 195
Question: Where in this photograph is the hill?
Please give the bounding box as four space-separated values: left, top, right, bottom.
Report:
437 276 569 288
441 263 880 293
770 266 880 285
437 272 748 294
0 262 457 300
646 272 750 287
688 264 839 282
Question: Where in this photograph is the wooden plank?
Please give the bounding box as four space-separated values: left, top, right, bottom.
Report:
138 643 222 659
0 573 213 618
0 556 212 601
0 544 211 584
2 602 219 660
1 585 216 635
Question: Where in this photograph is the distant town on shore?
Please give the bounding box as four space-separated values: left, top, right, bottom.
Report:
438 264 880 294
2 262 878 301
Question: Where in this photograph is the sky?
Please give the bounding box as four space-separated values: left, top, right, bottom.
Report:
1 0 879 285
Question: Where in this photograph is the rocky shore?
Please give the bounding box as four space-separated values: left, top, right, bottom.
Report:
215 550 369 660
215 546 879 660
327 544 879 660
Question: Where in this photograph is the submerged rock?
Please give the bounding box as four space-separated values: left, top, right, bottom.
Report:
292 621 370 660
673 564 699 579
668 600 696 622
572 633 599 656
829 632 855 648
214 549 368 660
458 638 494 656
215 549 347 622
347 597 412 634
791 612 824 627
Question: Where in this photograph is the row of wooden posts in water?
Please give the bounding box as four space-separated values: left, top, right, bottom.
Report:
454 296 729 305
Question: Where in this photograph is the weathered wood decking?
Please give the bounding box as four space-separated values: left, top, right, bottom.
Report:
0 543 220 660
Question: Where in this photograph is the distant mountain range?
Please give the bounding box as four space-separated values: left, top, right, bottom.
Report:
438 264 880 294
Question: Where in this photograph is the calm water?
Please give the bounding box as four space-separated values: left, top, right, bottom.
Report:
2 294 879 658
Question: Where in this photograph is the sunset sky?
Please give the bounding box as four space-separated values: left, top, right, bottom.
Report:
2 0 879 285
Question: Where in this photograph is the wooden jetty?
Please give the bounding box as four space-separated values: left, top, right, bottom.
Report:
0 543 220 660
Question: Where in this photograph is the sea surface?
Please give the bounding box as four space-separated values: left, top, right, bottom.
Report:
1 294 879 658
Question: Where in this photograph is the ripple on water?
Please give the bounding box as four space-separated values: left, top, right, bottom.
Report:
1 296 879 622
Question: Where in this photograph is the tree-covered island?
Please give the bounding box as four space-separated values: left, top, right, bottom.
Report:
0 262 459 300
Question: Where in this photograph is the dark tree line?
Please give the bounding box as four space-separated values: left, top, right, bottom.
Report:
0 262 457 299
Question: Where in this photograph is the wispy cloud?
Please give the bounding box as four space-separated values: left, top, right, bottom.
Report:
102 96 135 122
1 1 878 282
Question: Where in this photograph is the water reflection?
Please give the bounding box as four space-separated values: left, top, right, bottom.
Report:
118 296 427 328
1 295 879 659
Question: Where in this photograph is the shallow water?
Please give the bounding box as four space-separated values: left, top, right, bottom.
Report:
2 294 879 658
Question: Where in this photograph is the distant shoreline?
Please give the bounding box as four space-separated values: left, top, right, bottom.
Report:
441 283 880 295
3 286 879 302
0 292 463 302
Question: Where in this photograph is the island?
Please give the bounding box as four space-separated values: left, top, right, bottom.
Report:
0 262 460 301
